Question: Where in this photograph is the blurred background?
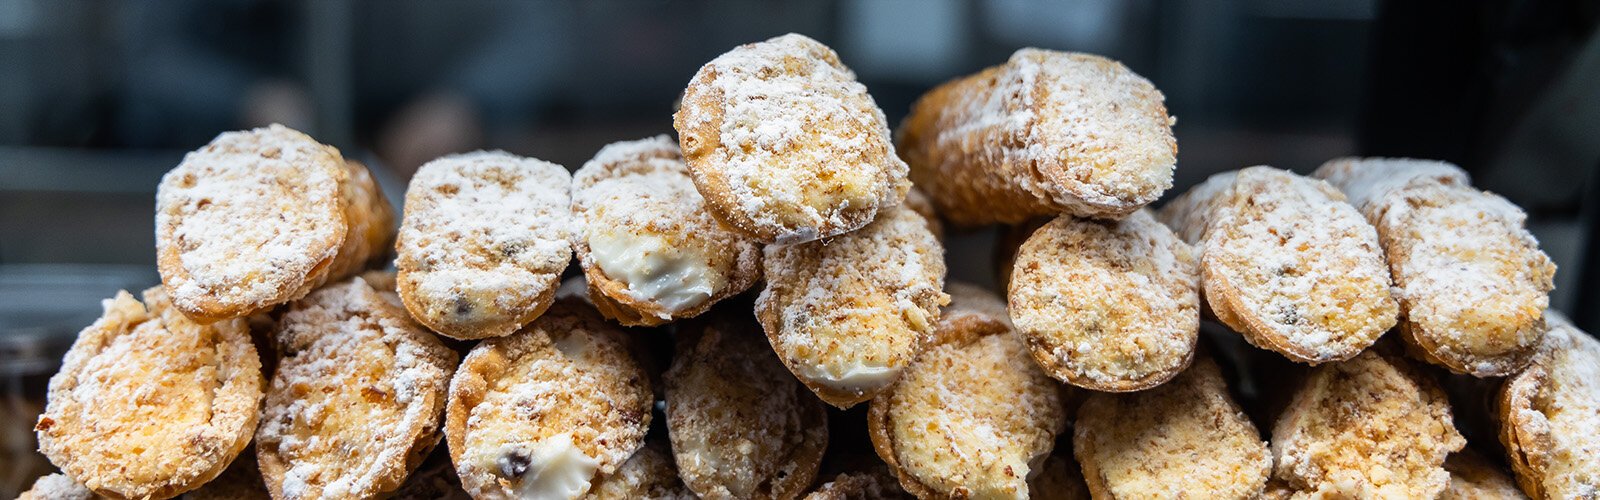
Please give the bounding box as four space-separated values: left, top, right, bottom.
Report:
1 0 1598 495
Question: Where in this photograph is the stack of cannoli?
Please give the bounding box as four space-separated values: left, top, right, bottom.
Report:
21 31 1595 500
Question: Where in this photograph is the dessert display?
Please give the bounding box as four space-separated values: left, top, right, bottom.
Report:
25 33 1585 500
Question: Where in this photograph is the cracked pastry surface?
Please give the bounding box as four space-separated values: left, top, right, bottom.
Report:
1008 210 1199 391
1074 356 1270 499
757 204 948 408
675 33 909 244
898 48 1177 225
256 276 458 500
1498 315 1600 500
572 135 762 326
35 286 261 500
1158 166 1397 364
445 299 652 500
666 314 827 500
1270 349 1465 498
397 150 573 340
156 124 349 322
869 284 1066 499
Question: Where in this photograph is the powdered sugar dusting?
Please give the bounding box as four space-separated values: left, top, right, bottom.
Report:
756 204 947 406
157 124 347 319
1523 318 1600 498
1192 167 1396 362
1312 157 1469 219
572 136 761 322
903 48 1174 223
258 277 456 500
1381 182 1553 372
1008 210 1198 389
677 33 908 242
397 151 572 338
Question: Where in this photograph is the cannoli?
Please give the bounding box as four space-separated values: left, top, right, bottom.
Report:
1315 157 1554 376
256 276 458 499
445 299 652 500
757 204 948 408
675 33 909 244
1008 210 1199 391
35 287 261 499
665 312 827 499
1497 315 1600 499
156 124 393 322
1157 166 1397 364
571 136 762 326
1073 356 1271 499
898 48 1177 225
869 283 1067 498
396 151 573 340
1270 349 1465 498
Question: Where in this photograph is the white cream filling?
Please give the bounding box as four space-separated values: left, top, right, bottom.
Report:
483 433 600 500
797 359 899 393
589 228 721 318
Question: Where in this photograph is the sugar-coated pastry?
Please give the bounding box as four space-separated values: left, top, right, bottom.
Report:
898 48 1177 225
396 151 573 340
1008 210 1199 391
1158 166 1397 364
665 313 828 500
1271 349 1465 498
1316 157 1554 377
256 276 458 499
157 124 349 322
675 33 909 244
1073 356 1271 499
1441 450 1528 500
445 299 652 500
571 136 761 326
1497 315 1600 499
757 204 948 408
869 284 1067 499
35 287 261 500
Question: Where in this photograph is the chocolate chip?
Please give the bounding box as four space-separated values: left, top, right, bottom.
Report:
498 452 531 478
